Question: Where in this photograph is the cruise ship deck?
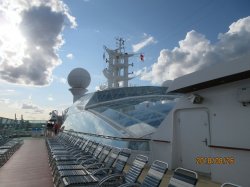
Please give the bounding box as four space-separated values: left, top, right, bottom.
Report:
0 138 53 187
1 59 249 187
0 137 221 187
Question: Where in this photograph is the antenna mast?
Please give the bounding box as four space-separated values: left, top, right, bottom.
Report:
103 37 134 89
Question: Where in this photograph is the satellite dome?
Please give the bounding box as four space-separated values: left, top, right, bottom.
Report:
67 68 91 88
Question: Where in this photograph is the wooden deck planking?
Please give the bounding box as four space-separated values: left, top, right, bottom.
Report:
0 138 53 187
0 138 222 187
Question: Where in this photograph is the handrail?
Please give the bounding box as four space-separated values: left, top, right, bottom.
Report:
64 130 171 143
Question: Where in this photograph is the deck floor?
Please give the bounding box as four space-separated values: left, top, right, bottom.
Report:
0 138 53 187
0 138 221 187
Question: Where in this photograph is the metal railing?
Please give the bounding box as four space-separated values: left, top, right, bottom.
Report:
0 117 46 137
64 130 170 151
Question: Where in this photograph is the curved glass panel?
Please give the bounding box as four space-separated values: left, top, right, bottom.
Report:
63 110 123 137
86 86 168 107
77 93 94 107
92 106 139 127
77 133 127 148
65 93 94 116
63 86 179 138
68 131 149 151
92 98 176 128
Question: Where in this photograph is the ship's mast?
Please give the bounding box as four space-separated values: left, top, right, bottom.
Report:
103 38 134 89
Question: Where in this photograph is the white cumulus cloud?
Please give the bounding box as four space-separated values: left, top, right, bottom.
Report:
53 75 67 84
132 35 157 53
21 102 45 113
0 98 10 104
48 96 54 101
66 53 74 60
0 0 76 86
0 89 16 96
140 16 250 84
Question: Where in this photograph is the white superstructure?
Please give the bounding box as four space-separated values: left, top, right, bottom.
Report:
150 60 250 186
63 44 250 186
103 38 134 89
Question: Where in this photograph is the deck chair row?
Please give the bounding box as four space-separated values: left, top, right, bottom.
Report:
46 133 198 187
0 135 23 167
46 133 131 186
0 135 10 146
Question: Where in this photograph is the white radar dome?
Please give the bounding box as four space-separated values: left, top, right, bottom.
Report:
67 68 91 88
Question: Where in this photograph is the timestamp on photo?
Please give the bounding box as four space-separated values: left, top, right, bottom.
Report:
196 157 235 165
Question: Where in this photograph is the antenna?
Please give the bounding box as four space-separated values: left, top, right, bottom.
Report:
115 37 125 53
103 38 136 89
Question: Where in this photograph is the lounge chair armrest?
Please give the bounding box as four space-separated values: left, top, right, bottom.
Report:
118 183 140 187
81 158 96 165
98 173 125 186
73 152 81 157
85 162 103 169
76 154 91 160
92 167 111 176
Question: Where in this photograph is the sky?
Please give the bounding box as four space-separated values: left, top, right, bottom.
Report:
0 0 250 120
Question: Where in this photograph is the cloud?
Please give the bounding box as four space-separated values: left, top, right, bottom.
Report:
58 77 67 84
53 75 67 84
140 16 250 84
22 103 37 109
66 53 74 60
95 84 108 91
0 98 10 104
132 35 157 53
0 89 16 96
134 67 148 77
0 0 76 86
5 89 15 92
21 102 45 113
48 96 53 101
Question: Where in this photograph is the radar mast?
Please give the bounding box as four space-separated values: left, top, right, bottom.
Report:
103 38 134 89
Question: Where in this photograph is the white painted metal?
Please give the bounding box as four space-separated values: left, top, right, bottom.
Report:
177 109 211 174
150 61 250 186
103 38 134 89
167 60 250 93
67 68 90 103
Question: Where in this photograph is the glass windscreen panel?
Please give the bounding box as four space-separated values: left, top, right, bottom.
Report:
67 131 149 151
86 86 168 107
63 87 177 138
63 109 124 137
92 106 139 127
66 93 94 116
76 133 128 149
92 97 176 129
